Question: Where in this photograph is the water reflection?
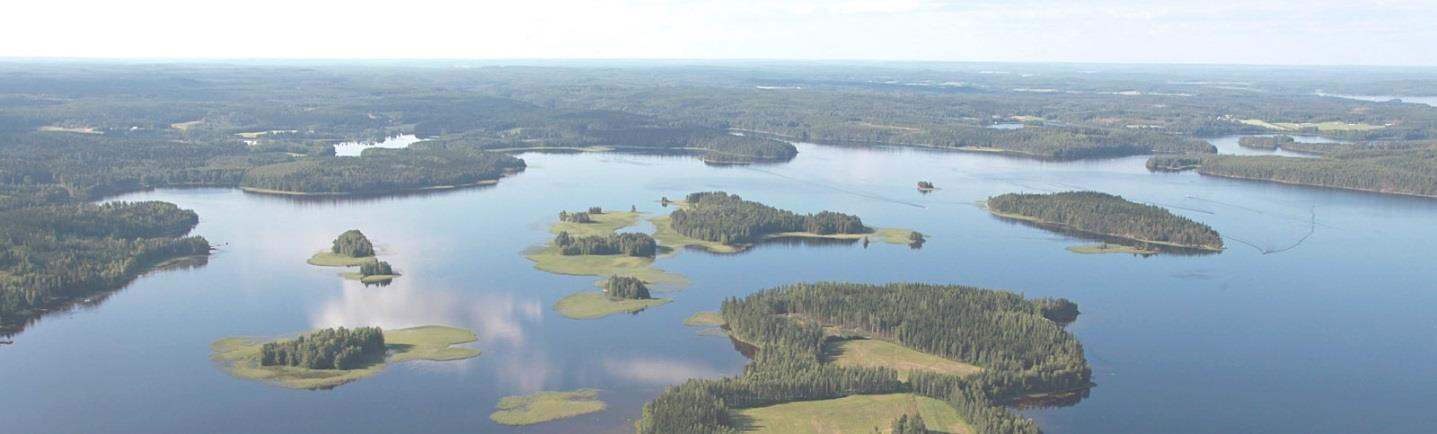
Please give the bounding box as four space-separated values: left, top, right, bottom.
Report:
601 356 727 385
0 254 210 338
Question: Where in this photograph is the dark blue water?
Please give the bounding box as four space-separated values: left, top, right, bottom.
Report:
2 143 1435 433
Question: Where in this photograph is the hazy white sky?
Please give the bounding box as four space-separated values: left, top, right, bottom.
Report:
5 0 1434 65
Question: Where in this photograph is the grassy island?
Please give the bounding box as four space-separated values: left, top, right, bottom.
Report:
210 325 480 389
489 389 607 426
1067 243 1159 255
732 393 973 434
652 192 920 253
636 282 1089 434
553 291 671 320
526 209 688 287
987 191 1225 252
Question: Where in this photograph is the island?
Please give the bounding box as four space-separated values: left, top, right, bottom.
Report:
916 181 937 192
987 191 1225 252
553 277 671 320
489 388 607 425
338 260 401 284
240 148 526 196
526 208 687 288
1146 147 1437 199
308 229 378 266
635 282 1090 434
210 325 480 389
652 192 921 253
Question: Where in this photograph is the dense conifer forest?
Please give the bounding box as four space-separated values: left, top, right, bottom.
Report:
331 230 375 258
260 327 386 370
1147 147 1437 198
988 191 1225 250
240 148 526 195
0 201 210 333
359 261 394 277
554 232 657 257
605 276 652 299
669 192 868 244
635 282 1089 434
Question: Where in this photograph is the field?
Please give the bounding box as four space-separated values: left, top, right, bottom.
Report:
209 325 480 389
731 393 972 434
1240 118 1385 132
489 389 607 425
553 292 671 320
306 251 377 267
683 311 726 326
825 338 980 381
548 211 641 237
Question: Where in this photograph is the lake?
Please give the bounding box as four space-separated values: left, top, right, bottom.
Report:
1206 134 1342 158
333 134 423 157
2 143 1435 433
1316 92 1437 108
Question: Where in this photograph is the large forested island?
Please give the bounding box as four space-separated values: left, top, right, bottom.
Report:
656 192 918 252
987 191 1225 252
211 325 480 389
635 282 1089 434
241 148 526 195
0 201 211 334
1148 146 1437 198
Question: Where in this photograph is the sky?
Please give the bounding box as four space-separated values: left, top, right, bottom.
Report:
4 0 1435 66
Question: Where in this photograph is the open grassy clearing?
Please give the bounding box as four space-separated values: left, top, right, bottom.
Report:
548 211 641 237
210 325 480 389
683 311 726 327
306 251 377 267
731 393 972 434
553 292 671 320
1240 118 1384 132
764 227 917 245
489 388 607 426
38 125 102 134
526 246 687 287
825 338 981 381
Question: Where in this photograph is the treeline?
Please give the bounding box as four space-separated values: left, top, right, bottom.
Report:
988 191 1224 250
669 192 868 244
260 327 386 370
240 148 526 195
1238 135 1296 150
554 232 657 257
605 276 652 300
1146 147 1437 198
636 282 1090 434
0 201 210 332
331 230 374 257
359 261 394 277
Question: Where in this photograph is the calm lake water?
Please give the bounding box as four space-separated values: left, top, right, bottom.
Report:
333 134 422 157
3 143 1436 433
1207 134 1343 158
1317 92 1437 108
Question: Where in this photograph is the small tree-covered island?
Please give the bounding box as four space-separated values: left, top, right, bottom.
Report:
554 276 671 320
308 230 402 283
987 191 1225 254
653 192 921 253
210 325 480 390
635 282 1091 434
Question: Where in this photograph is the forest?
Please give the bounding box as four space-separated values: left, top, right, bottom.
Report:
987 191 1225 250
359 261 394 277
605 276 652 299
1238 135 1297 150
635 282 1090 434
554 232 657 257
260 326 386 370
0 201 210 333
1147 147 1437 198
240 148 526 195
331 230 375 258
669 192 868 244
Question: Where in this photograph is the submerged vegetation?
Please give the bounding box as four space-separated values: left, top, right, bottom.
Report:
636 282 1089 434
988 191 1225 251
489 389 608 426
211 325 480 389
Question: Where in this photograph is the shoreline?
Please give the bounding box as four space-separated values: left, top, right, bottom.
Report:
985 204 1225 252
